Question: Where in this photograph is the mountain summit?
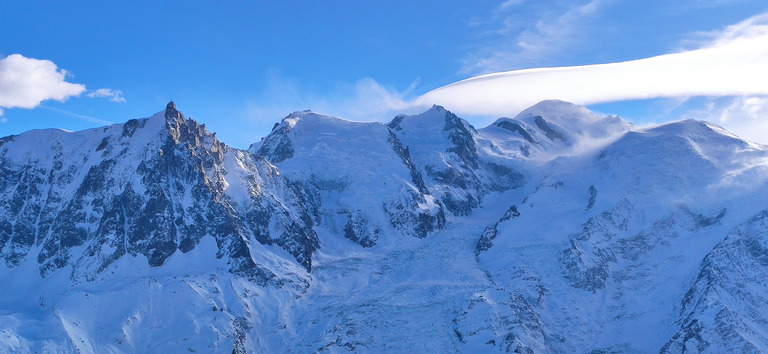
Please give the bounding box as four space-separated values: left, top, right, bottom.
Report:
1 101 768 352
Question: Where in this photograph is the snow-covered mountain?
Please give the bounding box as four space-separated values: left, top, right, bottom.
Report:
249 110 446 249
1 99 768 352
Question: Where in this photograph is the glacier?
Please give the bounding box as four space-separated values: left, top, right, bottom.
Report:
1 100 767 352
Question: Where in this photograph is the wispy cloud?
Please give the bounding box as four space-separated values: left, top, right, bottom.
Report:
246 69 416 126
86 88 126 103
239 69 424 146
40 105 113 126
417 12 768 120
497 0 526 11
462 0 609 74
0 54 86 116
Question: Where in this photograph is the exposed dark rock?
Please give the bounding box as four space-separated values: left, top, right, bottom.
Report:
121 119 146 138
586 185 597 210
533 116 567 143
384 190 446 239
343 211 379 247
500 205 521 222
496 121 536 144
561 200 634 292
520 144 531 157
444 110 479 169
387 130 430 195
476 227 498 254
476 205 521 254
664 209 768 352
389 107 525 220
453 290 562 352
255 130 294 163
386 114 405 131
694 208 726 228
96 137 109 151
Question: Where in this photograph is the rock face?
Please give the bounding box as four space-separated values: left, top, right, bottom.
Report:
663 210 768 353
3 100 768 353
388 105 526 216
0 102 318 283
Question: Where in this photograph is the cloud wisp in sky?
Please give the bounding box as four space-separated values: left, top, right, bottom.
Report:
246 70 414 125
238 70 420 147
0 54 86 116
417 12 768 118
86 88 126 103
463 0 608 75
39 105 113 126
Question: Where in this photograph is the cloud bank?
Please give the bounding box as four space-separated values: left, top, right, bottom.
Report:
0 54 86 116
417 12 768 118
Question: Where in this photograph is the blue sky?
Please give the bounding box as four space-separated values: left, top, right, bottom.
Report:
2 0 768 147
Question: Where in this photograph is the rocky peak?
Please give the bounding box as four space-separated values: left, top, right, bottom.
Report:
386 105 454 132
165 100 182 122
159 103 223 159
515 100 632 140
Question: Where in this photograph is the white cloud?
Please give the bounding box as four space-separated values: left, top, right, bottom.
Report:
417 12 768 119
463 0 608 74
0 117 6 124
0 54 86 115
86 88 126 103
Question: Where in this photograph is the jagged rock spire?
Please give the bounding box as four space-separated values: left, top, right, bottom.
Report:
165 100 181 121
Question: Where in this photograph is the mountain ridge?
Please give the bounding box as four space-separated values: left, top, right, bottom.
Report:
2 100 768 352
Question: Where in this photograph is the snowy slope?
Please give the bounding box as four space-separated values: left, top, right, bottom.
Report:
474 118 768 352
249 110 445 251
2 100 768 353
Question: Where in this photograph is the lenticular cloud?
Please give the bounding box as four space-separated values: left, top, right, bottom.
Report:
0 54 86 115
417 13 768 117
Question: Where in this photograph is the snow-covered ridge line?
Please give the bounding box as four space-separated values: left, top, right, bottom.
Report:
2 99 768 352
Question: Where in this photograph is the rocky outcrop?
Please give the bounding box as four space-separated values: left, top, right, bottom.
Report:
476 205 520 254
388 105 525 217
663 210 768 352
0 102 318 282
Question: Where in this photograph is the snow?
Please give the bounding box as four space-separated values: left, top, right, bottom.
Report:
252 110 444 250
2 100 768 352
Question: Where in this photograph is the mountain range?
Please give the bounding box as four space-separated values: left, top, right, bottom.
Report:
1 100 767 352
